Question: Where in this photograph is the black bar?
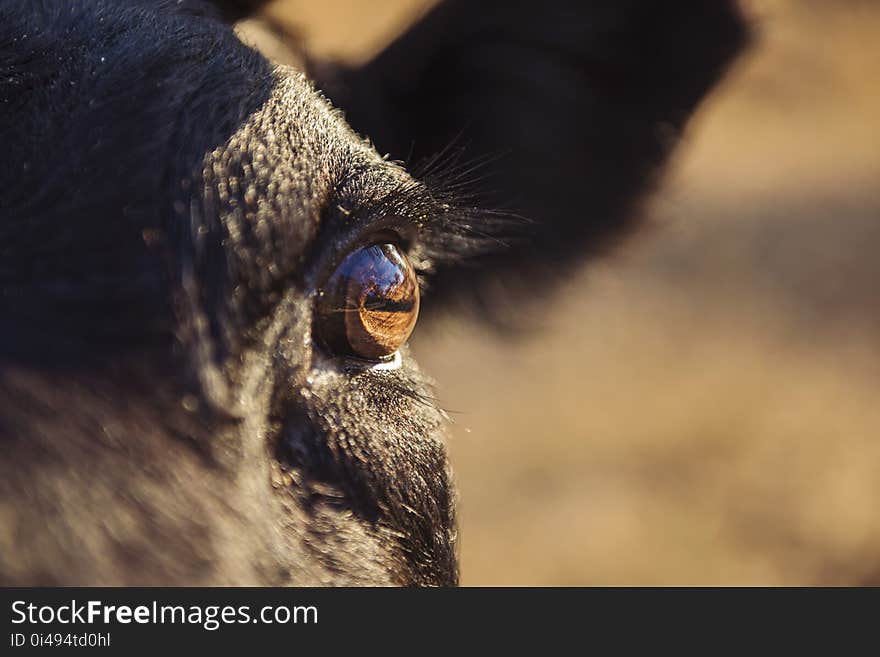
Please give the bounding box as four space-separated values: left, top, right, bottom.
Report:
1 588 876 651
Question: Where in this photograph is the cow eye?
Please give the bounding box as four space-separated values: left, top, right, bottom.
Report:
316 243 420 361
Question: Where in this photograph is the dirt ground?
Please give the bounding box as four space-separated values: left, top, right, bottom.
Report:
266 0 880 584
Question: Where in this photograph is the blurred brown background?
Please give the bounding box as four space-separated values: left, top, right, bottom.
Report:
263 0 880 584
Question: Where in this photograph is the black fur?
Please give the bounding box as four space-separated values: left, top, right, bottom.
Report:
0 0 746 585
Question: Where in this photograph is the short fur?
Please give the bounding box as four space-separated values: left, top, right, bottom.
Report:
0 0 746 585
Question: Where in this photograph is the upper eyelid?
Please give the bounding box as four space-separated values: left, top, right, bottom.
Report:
300 161 448 279
303 201 422 294
303 159 511 296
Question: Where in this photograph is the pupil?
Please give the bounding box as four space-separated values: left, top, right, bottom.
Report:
362 292 416 314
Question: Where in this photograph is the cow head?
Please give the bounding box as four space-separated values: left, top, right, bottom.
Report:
0 0 747 585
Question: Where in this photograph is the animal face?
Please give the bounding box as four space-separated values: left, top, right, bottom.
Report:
0 0 746 585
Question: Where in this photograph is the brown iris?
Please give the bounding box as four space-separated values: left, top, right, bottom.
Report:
316 243 420 360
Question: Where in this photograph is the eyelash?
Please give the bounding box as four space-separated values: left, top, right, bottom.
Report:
305 149 524 325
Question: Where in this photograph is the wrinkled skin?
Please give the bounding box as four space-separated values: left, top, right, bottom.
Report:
0 0 747 585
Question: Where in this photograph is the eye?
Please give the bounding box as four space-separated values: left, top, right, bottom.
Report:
316 243 420 361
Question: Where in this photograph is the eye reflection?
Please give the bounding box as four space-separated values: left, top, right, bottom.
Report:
316 243 420 361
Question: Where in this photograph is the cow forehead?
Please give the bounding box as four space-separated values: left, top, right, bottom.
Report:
189 67 383 306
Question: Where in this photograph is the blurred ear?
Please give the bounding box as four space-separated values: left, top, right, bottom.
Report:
318 0 749 307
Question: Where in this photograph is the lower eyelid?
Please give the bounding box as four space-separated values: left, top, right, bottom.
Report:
350 351 403 372
309 348 404 377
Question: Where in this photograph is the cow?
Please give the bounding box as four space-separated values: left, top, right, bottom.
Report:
0 0 747 585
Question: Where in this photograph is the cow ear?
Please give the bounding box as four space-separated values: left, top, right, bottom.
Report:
317 0 749 310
